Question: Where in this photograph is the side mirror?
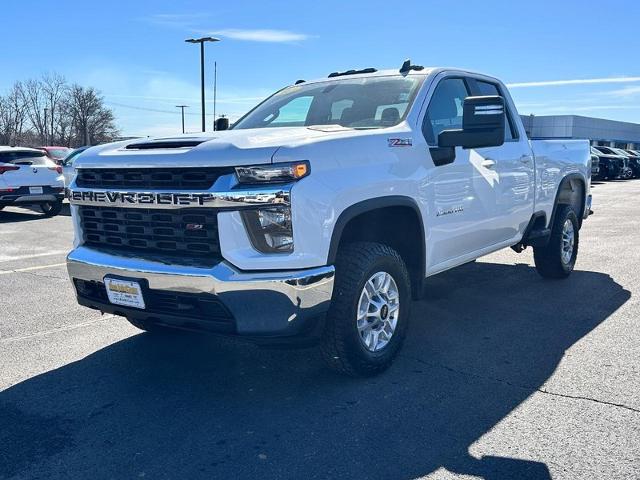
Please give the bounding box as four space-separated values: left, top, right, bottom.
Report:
215 117 230 131
438 95 506 149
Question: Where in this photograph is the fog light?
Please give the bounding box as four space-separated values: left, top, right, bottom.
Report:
241 207 293 253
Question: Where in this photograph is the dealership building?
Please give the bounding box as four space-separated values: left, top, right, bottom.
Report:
520 115 640 150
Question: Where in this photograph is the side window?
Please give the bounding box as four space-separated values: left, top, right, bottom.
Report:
423 78 469 145
475 80 518 140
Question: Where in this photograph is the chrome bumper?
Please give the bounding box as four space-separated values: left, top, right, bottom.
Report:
67 246 335 337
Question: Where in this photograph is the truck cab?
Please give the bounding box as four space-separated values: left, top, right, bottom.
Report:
66 62 591 376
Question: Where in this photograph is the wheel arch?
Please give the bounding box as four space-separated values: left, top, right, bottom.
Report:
327 196 426 298
549 173 586 229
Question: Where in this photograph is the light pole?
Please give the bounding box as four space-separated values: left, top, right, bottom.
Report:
185 36 220 132
175 105 189 134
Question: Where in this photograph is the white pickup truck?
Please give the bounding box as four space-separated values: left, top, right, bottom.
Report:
66 62 592 376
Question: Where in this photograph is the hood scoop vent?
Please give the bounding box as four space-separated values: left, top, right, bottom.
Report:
125 138 209 150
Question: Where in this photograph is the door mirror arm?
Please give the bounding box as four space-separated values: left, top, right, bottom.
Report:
429 146 456 166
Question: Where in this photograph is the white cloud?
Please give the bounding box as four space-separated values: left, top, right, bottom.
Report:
507 76 640 88
207 28 310 43
603 85 640 97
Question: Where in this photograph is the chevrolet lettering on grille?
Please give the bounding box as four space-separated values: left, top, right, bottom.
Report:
70 190 216 207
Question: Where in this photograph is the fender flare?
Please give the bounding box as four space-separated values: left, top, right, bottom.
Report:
327 195 426 280
549 173 587 228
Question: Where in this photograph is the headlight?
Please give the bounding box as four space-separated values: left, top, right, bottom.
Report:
235 161 309 185
241 207 293 253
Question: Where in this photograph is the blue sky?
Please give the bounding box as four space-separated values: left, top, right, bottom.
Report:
2 0 640 136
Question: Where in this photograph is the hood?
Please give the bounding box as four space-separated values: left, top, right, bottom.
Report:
74 126 359 169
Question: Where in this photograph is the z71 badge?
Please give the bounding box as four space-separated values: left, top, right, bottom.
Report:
388 138 413 147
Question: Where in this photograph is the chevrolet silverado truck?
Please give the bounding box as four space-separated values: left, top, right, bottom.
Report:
66 61 592 376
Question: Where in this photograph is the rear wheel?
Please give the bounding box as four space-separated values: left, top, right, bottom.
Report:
40 200 62 217
321 242 411 376
533 205 579 279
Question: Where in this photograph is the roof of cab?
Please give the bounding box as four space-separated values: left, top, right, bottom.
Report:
298 68 436 86
295 66 499 88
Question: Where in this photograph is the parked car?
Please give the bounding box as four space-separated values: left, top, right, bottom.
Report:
591 146 626 179
39 146 72 164
61 146 90 188
609 148 634 179
0 146 65 215
621 149 640 178
66 63 592 376
627 150 640 178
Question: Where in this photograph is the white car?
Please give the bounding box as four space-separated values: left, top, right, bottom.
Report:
66 62 592 376
0 146 65 216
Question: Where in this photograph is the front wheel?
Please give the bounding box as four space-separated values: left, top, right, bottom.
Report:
320 242 411 376
533 205 579 279
40 200 63 217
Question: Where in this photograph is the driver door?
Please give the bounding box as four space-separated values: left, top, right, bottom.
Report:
422 76 506 273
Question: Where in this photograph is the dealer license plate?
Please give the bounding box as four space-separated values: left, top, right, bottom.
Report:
104 277 145 309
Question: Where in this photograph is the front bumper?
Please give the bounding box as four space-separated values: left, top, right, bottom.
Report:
67 246 335 341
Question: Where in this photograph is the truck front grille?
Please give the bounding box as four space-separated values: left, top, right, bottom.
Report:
79 206 220 257
76 167 233 190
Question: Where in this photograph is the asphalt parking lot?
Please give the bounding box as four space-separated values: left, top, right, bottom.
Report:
0 180 638 480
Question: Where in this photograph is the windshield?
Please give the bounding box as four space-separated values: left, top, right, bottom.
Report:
233 75 425 130
594 146 615 155
47 148 71 159
0 150 52 166
63 148 86 166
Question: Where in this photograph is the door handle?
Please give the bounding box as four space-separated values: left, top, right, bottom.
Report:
519 155 532 164
481 159 497 169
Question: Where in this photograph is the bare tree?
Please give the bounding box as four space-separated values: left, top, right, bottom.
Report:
42 73 68 145
0 83 29 145
67 84 118 145
0 73 119 147
21 78 48 144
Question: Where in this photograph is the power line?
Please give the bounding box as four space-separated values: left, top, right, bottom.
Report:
105 101 216 116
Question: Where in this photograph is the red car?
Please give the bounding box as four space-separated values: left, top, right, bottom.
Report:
38 146 72 164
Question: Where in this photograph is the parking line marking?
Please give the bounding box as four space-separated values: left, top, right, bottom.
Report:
0 263 66 275
0 250 68 263
0 315 117 343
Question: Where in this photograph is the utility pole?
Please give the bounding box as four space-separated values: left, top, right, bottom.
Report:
213 61 217 131
176 105 189 134
185 37 220 132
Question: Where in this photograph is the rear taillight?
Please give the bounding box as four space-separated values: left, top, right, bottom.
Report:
0 165 19 174
48 166 63 174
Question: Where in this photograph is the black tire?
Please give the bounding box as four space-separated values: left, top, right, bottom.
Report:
533 205 579 279
40 200 63 217
320 242 411 376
